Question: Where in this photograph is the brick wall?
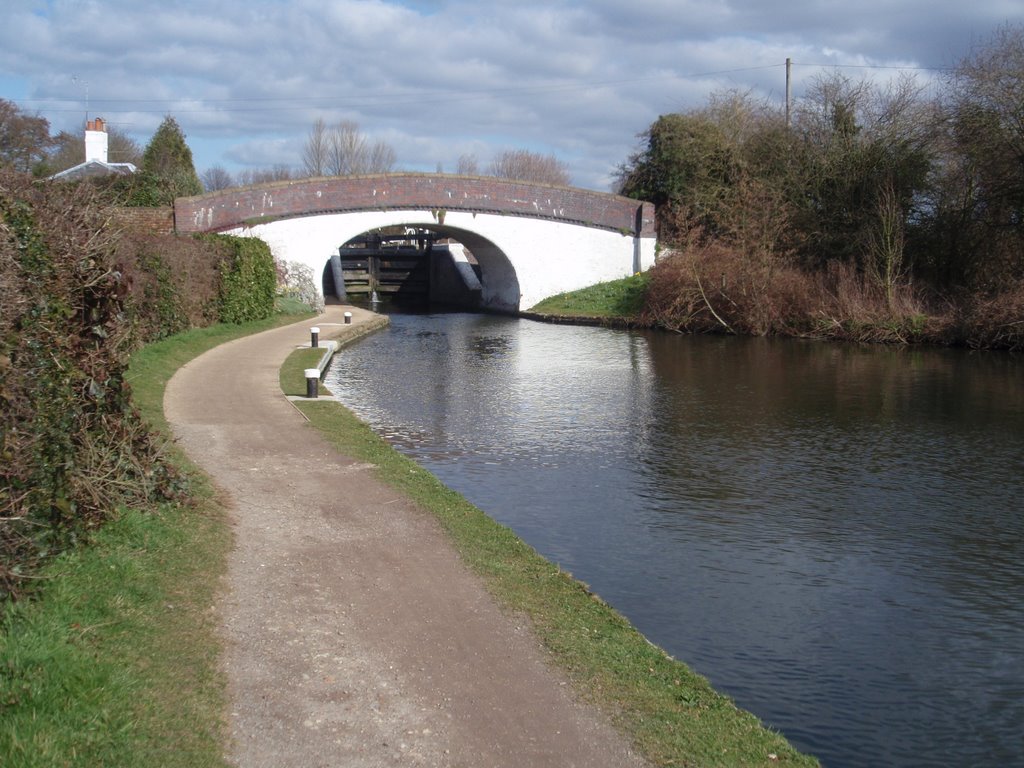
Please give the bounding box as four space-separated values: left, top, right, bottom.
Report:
173 174 656 238
109 206 175 236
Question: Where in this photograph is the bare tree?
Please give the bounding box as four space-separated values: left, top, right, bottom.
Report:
46 130 83 173
237 164 294 186
864 181 907 308
301 119 396 176
456 153 479 175
302 117 330 177
367 139 396 174
328 120 368 175
268 164 294 181
487 149 571 185
108 127 143 167
201 165 234 191
794 73 874 146
0 98 53 173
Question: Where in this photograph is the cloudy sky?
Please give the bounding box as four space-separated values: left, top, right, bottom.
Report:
2 0 1021 190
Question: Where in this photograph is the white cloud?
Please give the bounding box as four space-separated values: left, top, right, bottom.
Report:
1 0 1021 189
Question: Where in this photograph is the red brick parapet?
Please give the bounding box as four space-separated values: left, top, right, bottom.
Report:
109 206 175 235
174 174 656 238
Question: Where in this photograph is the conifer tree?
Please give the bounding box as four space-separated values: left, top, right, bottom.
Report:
128 115 202 204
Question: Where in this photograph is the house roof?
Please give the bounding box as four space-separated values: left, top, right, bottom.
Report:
50 159 138 181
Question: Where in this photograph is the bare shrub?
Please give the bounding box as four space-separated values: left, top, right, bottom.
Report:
817 261 878 327
813 261 942 343
641 242 821 337
641 240 949 344
960 283 1024 351
716 174 801 265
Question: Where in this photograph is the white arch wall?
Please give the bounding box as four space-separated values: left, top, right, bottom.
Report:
228 209 656 311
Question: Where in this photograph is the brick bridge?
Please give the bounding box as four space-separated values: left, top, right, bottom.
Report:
174 173 656 311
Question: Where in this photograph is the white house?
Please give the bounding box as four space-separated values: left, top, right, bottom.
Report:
49 118 137 181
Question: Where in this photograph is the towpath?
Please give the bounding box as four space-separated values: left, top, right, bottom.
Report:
164 306 648 768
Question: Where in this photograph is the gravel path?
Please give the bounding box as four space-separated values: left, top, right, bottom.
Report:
164 306 648 768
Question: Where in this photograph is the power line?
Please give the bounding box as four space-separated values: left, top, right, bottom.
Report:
793 61 953 73
15 64 787 116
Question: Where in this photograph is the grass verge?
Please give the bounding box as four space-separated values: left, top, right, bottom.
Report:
280 347 327 397
0 305 314 768
528 273 649 319
282 348 818 767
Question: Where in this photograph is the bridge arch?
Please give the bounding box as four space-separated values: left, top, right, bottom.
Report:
330 219 521 310
174 174 656 311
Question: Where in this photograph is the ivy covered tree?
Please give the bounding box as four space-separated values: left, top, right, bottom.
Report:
618 112 739 242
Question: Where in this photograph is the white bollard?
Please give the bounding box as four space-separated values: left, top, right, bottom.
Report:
343 312 352 325
304 368 320 398
310 326 320 348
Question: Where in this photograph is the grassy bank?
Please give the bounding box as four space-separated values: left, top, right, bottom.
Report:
0 306 313 767
529 273 649 321
283 348 818 767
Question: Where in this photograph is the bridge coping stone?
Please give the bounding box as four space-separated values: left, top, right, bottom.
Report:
174 173 656 238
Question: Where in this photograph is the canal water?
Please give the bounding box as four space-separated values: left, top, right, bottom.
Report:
323 311 1024 768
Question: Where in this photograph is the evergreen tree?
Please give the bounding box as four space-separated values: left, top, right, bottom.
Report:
127 115 202 205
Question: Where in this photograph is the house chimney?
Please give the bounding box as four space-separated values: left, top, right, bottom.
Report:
84 117 108 164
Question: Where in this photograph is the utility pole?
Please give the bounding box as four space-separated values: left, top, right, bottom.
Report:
785 58 792 129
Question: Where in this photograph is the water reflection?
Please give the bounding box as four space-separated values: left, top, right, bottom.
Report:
325 313 1024 768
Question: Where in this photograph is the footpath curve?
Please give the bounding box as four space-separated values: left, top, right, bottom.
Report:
164 305 648 768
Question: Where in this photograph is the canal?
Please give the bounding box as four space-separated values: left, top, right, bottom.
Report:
323 310 1024 768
